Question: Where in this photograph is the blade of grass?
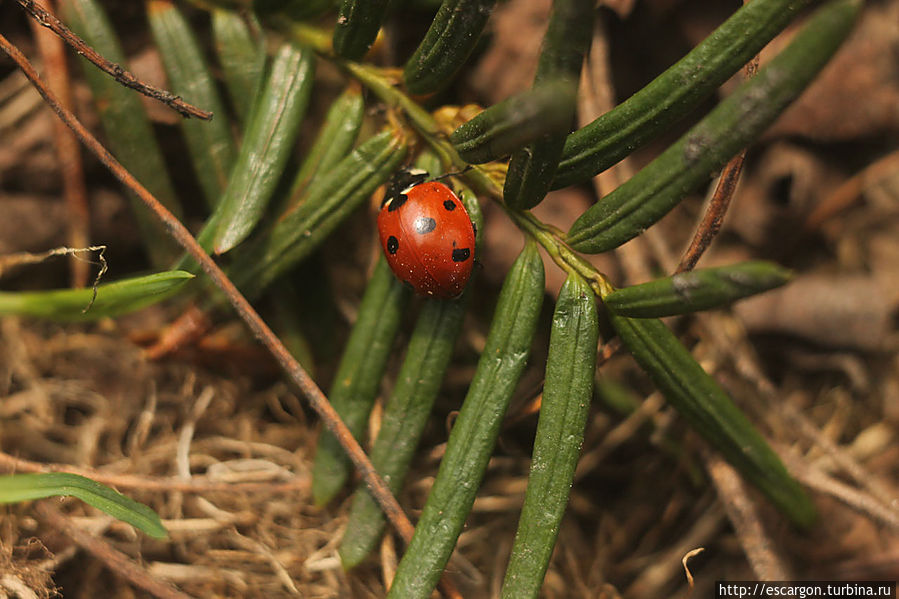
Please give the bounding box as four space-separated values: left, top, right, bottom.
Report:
227 128 408 299
281 84 365 213
565 0 862 253
503 0 593 210
211 8 265 124
311 257 412 505
333 0 391 60
0 271 194 320
450 84 576 165
60 0 183 266
0 473 167 539
402 0 497 95
266 279 318 374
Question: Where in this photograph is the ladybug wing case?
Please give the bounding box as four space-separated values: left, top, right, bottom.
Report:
378 181 475 299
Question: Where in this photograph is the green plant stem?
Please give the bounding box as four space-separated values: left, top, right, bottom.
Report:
510 210 615 298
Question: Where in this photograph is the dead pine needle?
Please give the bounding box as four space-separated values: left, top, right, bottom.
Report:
35 503 192 599
675 151 746 274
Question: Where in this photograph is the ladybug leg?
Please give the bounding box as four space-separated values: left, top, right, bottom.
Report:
433 165 473 183
433 165 474 194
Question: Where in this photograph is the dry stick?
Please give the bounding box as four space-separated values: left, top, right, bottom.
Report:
28 0 91 288
15 0 212 120
675 51 760 275
35 502 193 599
675 150 746 274
703 450 791 580
781 451 899 531
0 245 104 279
1 32 463 599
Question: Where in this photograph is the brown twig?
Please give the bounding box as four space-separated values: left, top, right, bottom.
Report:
35 502 193 599
675 150 746 274
0 31 461 599
28 0 91 287
675 50 760 274
703 450 791 580
15 0 212 120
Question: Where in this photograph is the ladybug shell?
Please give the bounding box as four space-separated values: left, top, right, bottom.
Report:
378 181 476 299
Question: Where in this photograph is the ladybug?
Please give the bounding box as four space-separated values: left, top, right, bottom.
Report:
377 168 476 299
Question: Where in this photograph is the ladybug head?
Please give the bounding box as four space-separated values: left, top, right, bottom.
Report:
382 167 429 208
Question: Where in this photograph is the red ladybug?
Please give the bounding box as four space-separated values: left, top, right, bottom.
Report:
377 169 476 299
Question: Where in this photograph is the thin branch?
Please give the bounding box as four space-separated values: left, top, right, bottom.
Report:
675 150 746 273
781 451 899 531
35 502 193 599
675 49 760 274
703 450 791 580
15 0 212 120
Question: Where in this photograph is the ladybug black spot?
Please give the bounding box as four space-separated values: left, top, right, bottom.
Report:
387 235 399 254
414 217 437 234
387 193 408 212
443 200 456 211
451 247 471 262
